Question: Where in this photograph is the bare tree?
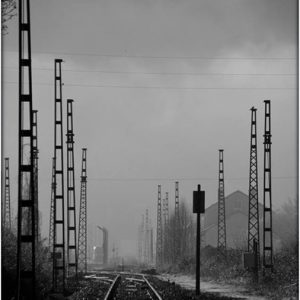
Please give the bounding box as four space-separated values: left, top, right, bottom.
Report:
2 0 17 33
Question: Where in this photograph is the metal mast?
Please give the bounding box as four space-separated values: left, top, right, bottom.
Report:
174 181 180 261
217 149 226 249
49 158 55 250
138 216 143 264
145 209 150 264
3 158 11 230
53 58 65 292
248 107 260 262
156 185 162 268
32 110 39 241
17 0 36 298
263 100 273 272
163 192 169 265
66 99 78 278
78 148 88 274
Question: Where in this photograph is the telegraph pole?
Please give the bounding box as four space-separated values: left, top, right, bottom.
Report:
78 148 88 274
217 150 226 250
17 0 36 298
263 100 273 273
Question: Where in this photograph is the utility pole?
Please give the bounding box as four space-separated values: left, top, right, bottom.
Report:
78 148 88 274
156 185 162 268
248 107 260 265
217 150 226 250
263 100 273 273
16 0 36 298
66 99 78 279
3 158 11 230
174 181 180 262
53 58 65 293
49 158 55 250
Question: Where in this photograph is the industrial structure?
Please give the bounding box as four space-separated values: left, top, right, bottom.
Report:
53 58 66 292
263 100 273 272
97 226 108 266
248 107 260 263
3 158 11 230
78 148 88 273
16 0 37 298
217 149 226 250
66 99 78 278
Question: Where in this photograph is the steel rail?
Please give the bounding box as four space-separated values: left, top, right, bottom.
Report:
104 274 121 300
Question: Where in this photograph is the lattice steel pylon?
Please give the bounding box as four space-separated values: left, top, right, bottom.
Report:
49 158 55 250
174 181 180 262
145 209 150 264
32 110 39 242
53 58 66 292
263 100 273 272
78 148 88 274
156 185 163 268
3 158 11 230
218 149 226 250
16 0 36 298
248 107 260 263
138 215 143 263
66 99 78 279
163 192 169 265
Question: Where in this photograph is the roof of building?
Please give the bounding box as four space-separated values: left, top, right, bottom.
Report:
203 190 264 229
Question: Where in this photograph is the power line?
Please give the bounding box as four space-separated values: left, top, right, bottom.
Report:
4 81 295 90
3 66 296 76
4 50 296 60
85 176 297 182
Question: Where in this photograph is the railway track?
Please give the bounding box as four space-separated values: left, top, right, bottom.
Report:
104 273 162 300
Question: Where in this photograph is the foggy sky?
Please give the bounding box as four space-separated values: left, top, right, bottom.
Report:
2 0 297 257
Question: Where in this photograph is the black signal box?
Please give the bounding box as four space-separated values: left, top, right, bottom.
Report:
193 190 205 213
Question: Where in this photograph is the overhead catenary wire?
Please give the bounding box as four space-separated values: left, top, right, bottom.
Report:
4 50 296 60
3 66 296 76
3 81 296 90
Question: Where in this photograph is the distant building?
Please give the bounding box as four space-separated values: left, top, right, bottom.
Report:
202 190 282 250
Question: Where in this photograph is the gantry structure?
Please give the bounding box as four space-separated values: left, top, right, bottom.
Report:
263 100 273 272
66 99 78 278
3 158 11 230
248 107 260 264
78 148 88 273
156 185 162 267
17 0 37 298
53 58 66 292
217 149 226 250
